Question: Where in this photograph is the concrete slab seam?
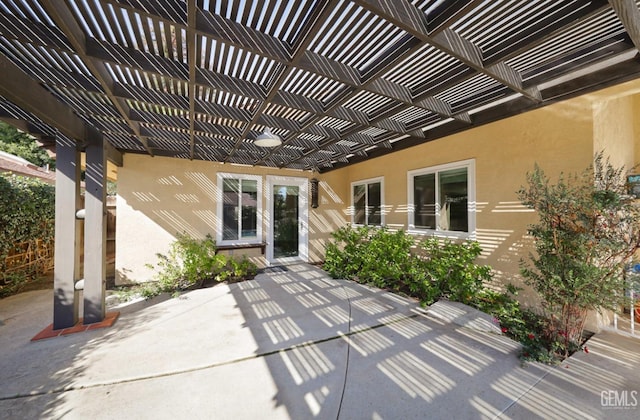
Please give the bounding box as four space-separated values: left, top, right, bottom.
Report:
0 311 422 402
492 362 557 419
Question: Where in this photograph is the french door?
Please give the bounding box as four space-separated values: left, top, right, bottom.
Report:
266 176 308 265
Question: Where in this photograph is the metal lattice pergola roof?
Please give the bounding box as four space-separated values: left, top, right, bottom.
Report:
1 1 640 172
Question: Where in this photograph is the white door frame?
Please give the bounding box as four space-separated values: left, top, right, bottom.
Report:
265 175 309 265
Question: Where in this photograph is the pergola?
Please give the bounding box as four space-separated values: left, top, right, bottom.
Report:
1 0 640 329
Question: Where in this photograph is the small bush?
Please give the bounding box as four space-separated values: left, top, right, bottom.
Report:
144 233 258 298
322 226 490 305
323 225 371 280
419 238 491 304
323 226 430 294
218 255 258 283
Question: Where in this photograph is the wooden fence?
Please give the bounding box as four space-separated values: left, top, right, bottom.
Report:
2 198 117 285
3 238 54 280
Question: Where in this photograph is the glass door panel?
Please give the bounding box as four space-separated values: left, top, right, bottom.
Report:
273 185 299 259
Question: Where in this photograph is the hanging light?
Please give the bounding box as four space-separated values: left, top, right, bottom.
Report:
254 129 282 147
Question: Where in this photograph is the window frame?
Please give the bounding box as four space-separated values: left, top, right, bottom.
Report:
350 176 385 226
407 159 476 239
216 172 263 245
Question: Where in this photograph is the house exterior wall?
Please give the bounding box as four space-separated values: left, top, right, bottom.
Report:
115 157 349 284
593 95 635 170
332 98 594 306
116 80 640 305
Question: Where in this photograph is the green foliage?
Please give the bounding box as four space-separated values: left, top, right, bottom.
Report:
517 153 640 357
0 174 55 296
217 255 258 283
419 238 491 304
323 225 426 292
323 225 367 279
323 226 491 305
106 180 117 196
470 288 559 364
0 122 55 169
143 234 258 298
0 272 28 298
323 225 576 363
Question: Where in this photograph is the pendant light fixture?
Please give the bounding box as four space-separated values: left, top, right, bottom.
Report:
254 129 282 147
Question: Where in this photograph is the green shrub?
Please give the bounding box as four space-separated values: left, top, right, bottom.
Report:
419 238 491 304
322 226 490 305
218 255 258 283
323 225 371 280
323 226 425 291
144 233 258 298
146 233 225 293
0 173 55 297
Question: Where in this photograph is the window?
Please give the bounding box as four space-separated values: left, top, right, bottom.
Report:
217 173 262 244
408 159 475 237
351 177 383 226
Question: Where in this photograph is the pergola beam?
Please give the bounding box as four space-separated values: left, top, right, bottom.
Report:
0 54 85 142
354 0 542 102
42 0 153 157
187 0 197 159
609 0 640 52
225 0 341 161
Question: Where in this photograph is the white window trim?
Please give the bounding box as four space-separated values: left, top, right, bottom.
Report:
216 172 263 245
350 176 385 226
407 159 476 240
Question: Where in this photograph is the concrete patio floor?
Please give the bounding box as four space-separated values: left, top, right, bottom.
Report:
1 264 639 419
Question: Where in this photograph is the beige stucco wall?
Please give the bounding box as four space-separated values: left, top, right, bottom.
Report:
115 157 348 283
593 95 635 170
324 79 640 310
116 80 640 305
330 98 594 306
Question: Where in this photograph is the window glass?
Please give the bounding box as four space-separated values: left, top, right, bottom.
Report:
409 162 472 235
439 168 467 232
367 182 381 226
352 180 383 226
222 177 258 241
353 184 366 225
241 179 258 238
413 173 435 229
223 179 239 240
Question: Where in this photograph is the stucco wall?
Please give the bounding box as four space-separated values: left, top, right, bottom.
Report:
116 80 640 297
330 99 594 306
593 95 635 170
116 157 348 283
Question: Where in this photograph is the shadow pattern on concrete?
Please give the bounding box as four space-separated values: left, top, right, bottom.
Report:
1 264 638 419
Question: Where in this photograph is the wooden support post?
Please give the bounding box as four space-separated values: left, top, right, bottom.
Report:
53 137 80 329
83 142 107 324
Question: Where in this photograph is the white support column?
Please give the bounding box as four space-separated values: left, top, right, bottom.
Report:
83 142 107 324
53 136 80 329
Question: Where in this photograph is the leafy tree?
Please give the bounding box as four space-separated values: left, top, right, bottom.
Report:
517 153 640 357
0 121 55 169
